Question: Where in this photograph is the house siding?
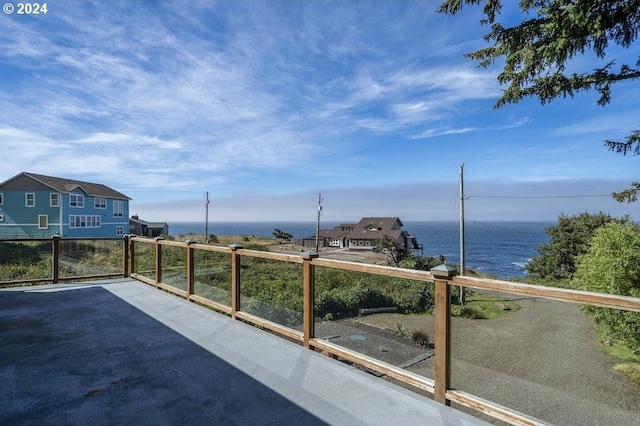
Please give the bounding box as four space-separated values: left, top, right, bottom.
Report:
0 173 130 239
60 192 129 237
0 190 61 238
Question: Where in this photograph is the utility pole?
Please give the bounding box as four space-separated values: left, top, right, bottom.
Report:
459 163 466 305
204 191 210 243
315 193 323 252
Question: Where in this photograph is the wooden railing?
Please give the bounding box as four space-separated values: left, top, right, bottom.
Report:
0 235 128 286
3 235 640 425
125 236 640 425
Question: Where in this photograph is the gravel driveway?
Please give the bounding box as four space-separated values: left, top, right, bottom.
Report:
320 296 640 425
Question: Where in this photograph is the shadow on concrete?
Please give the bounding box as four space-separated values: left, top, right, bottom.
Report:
0 287 327 425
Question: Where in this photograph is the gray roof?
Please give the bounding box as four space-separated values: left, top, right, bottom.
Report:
320 217 405 241
3 172 130 200
130 216 168 228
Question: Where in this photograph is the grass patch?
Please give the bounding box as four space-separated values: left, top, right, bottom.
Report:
602 342 640 385
613 364 640 385
603 342 640 363
451 292 519 319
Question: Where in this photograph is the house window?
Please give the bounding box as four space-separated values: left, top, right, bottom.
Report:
113 200 123 217
26 193 35 207
116 226 124 236
69 215 101 228
38 215 48 229
0 193 3 205
70 194 84 208
50 193 59 207
94 197 106 209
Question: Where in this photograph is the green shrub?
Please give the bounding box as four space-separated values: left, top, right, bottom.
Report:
573 222 640 352
316 285 394 320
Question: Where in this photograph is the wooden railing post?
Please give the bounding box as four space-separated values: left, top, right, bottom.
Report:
302 251 319 348
155 237 164 287
123 235 130 278
129 237 136 276
230 243 243 318
431 264 457 406
52 235 61 284
186 240 195 297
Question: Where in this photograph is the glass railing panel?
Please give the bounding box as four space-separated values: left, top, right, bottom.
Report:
193 249 232 307
239 255 303 328
314 266 435 376
0 239 52 283
160 244 187 291
58 239 123 279
450 292 640 425
132 240 155 281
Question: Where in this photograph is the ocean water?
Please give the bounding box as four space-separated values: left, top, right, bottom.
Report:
169 221 551 279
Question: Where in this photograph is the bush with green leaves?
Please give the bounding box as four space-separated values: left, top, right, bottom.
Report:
573 222 640 352
314 268 433 320
526 212 631 280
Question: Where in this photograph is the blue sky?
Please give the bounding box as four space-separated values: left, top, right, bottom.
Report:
1 1 638 223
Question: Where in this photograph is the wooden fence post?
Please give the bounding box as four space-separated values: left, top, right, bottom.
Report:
52 235 60 284
230 244 243 318
155 237 164 287
431 264 457 406
302 252 319 348
123 235 130 278
129 236 136 276
186 240 195 297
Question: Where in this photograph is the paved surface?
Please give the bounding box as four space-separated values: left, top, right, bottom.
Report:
0 279 487 425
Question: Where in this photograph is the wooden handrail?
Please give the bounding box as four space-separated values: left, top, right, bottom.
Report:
127 238 638 425
451 275 640 312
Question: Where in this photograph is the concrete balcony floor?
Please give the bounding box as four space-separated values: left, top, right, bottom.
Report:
0 279 487 425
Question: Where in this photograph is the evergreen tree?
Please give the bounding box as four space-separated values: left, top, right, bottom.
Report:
272 228 293 240
440 0 640 201
526 212 630 279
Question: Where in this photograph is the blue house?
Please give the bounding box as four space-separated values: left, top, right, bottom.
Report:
0 172 131 238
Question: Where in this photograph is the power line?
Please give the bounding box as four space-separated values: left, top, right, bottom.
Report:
469 194 611 199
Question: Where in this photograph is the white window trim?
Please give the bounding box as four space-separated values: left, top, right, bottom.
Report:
94 197 107 209
38 215 48 229
50 193 59 207
69 215 101 228
113 200 123 218
70 194 84 208
25 193 35 207
116 225 124 236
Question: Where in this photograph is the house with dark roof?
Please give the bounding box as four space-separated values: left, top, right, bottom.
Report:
0 172 130 238
130 215 169 238
305 217 422 254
